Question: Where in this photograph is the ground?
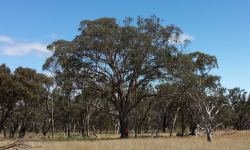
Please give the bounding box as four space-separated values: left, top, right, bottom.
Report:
1 131 250 150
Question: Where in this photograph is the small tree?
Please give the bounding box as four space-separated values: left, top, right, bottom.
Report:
188 80 227 142
182 52 227 142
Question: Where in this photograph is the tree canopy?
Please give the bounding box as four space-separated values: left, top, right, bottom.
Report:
0 16 250 142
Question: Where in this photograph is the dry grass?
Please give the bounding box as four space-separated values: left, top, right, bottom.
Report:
13 131 248 150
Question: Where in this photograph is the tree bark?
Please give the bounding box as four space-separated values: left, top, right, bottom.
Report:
162 112 167 133
18 125 26 138
86 115 90 137
9 122 18 138
67 123 71 138
119 115 129 138
0 109 11 134
180 110 186 137
51 98 55 138
206 127 212 142
170 107 180 137
134 124 138 138
189 123 197 136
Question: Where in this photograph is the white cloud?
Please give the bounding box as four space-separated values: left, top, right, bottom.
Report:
0 35 50 56
169 33 195 45
179 33 194 44
0 35 14 44
2 42 49 56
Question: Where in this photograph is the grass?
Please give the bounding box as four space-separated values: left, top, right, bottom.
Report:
1 131 250 150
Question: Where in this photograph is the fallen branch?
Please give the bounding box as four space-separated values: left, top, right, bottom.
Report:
0 139 31 150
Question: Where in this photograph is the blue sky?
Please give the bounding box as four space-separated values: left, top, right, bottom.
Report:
0 0 250 91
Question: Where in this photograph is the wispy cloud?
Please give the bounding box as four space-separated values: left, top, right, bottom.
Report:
0 35 49 56
169 32 195 45
179 33 194 44
2 42 48 56
0 35 14 44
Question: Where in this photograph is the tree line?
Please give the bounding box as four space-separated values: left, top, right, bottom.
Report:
0 16 250 142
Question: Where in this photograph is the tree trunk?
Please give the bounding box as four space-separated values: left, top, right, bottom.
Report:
18 124 26 138
189 123 197 136
64 125 67 137
206 127 212 142
99 127 102 134
162 112 167 133
180 110 186 137
115 122 119 134
119 115 129 138
0 110 11 134
9 122 18 138
51 98 55 138
3 127 7 138
66 93 71 138
86 114 90 137
189 114 197 136
80 118 85 137
134 124 138 138
67 123 71 138
155 127 160 136
170 107 180 137
64 123 70 138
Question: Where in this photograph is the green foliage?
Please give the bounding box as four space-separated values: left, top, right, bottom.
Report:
0 16 249 140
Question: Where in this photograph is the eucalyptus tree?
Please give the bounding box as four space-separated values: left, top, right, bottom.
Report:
43 42 78 138
43 16 184 138
38 75 53 136
13 67 52 138
156 83 183 136
0 64 21 134
188 80 227 142
227 88 250 130
178 52 227 142
130 97 153 137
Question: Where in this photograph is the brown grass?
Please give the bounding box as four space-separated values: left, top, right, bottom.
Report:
2 131 250 150
30 131 250 150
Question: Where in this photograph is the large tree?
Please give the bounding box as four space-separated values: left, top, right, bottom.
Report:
43 16 185 138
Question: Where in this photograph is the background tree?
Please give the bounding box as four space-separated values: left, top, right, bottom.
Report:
227 88 250 130
0 64 21 135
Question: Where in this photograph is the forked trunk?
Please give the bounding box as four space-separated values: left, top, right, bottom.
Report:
206 127 212 142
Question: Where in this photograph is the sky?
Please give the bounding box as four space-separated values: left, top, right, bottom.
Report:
0 0 250 91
